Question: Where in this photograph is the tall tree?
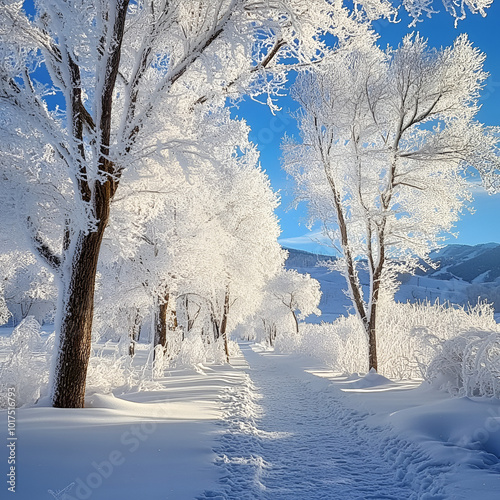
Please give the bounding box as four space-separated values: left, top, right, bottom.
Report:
283 35 500 371
264 268 321 338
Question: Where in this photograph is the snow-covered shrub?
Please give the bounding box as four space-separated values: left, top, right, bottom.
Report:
282 315 368 374
177 335 211 366
0 320 150 405
85 345 138 395
0 317 53 407
377 300 498 379
0 291 10 325
176 336 237 367
426 331 500 397
281 300 499 380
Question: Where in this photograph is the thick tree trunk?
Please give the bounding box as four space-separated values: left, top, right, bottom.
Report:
219 287 230 363
48 2 128 408
367 316 378 372
51 223 107 408
168 303 178 332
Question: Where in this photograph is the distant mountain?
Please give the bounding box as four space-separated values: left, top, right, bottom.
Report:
283 247 334 269
284 243 500 319
427 243 500 283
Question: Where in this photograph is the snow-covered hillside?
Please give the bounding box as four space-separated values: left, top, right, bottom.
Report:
284 243 500 321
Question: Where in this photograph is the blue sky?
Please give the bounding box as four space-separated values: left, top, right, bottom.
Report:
232 4 500 255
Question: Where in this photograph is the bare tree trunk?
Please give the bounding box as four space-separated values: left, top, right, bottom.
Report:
129 308 141 357
211 310 220 342
367 315 378 371
367 259 383 372
184 295 191 338
154 293 169 352
291 309 299 336
168 302 178 331
51 218 108 408
182 294 202 340
267 322 277 347
21 301 33 319
219 287 230 363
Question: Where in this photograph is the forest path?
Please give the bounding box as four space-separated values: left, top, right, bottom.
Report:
199 343 426 500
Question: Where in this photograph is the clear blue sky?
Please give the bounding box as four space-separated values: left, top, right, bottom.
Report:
232 4 500 254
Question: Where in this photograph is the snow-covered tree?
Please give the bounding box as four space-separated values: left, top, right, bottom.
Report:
257 268 321 345
210 146 285 360
0 251 57 324
283 34 500 371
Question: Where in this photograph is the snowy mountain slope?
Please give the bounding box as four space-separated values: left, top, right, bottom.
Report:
429 244 500 283
283 247 333 268
284 244 500 319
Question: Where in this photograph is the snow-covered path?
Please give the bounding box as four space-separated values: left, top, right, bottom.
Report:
201 344 420 500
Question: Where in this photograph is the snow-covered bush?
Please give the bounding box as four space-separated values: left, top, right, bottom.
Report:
0 293 10 325
0 252 57 325
177 336 239 367
292 315 368 375
85 345 138 395
426 331 500 397
280 300 499 380
377 300 498 379
0 320 158 405
0 317 52 407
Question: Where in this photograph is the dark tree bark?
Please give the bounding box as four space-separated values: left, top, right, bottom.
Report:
291 309 299 336
129 308 142 357
52 212 109 408
219 287 230 363
211 310 220 342
154 293 169 352
49 2 129 408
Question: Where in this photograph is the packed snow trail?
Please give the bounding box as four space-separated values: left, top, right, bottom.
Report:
199 344 426 500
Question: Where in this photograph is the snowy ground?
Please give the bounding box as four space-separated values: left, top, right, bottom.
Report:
0 357 244 500
200 344 500 499
2 342 500 499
